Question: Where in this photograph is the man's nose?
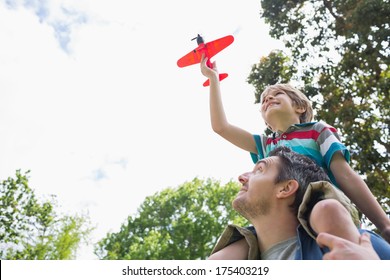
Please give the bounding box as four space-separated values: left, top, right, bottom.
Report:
238 172 250 184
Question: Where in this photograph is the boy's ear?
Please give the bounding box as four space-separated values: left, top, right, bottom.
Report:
276 180 299 198
295 106 306 114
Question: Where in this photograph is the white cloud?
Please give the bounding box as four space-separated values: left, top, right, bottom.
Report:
0 0 283 259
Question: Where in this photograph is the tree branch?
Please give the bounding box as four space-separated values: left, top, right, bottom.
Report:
323 0 342 20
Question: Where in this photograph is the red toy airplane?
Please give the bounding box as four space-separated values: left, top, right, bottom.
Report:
177 34 234 86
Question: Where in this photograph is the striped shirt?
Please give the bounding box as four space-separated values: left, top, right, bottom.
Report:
250 121 350 187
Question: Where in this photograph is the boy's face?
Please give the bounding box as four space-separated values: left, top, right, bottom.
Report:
260 89 302 125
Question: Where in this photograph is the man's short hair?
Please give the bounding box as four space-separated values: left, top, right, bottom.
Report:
269 146 331 213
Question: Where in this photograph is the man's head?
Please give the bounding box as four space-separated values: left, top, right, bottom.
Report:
233 146 330 220
260 84 313 128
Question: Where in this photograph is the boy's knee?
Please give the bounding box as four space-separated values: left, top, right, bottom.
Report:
311 199 349 220
309 199 360 243
310 199 351 231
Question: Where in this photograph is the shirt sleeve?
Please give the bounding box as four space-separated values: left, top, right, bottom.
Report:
250 134 265 163
315 121 350 170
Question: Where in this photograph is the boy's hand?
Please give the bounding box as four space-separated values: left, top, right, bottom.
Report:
200 54 218 80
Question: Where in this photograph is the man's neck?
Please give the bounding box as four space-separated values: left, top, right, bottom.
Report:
252 214 299 253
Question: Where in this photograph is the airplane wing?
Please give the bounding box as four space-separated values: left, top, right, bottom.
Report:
203 35 234 60
177 35 234 68
177 48 202 68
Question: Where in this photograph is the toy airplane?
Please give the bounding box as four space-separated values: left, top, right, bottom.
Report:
177 34 234 86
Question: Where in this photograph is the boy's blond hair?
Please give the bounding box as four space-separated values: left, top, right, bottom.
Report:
260 84 314 124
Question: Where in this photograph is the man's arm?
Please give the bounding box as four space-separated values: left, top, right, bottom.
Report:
208 239 249 260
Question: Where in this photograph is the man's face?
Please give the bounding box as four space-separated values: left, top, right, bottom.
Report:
232 156 281 220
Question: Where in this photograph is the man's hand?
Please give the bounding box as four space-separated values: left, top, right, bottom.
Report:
316 232 380 260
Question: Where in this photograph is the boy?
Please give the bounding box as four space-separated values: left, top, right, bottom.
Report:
200 55 390 259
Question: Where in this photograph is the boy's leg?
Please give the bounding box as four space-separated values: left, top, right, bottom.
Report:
381 226 390 244
208 238 249 260
310 199 360 244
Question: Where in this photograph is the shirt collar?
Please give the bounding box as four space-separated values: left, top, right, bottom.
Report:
274 122 317 136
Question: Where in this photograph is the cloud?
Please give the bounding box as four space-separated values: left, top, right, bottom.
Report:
23 0 49 21
89 156 129 182
91 168 107 181
3 0 18 9
50 6 87 52
2 0 87 52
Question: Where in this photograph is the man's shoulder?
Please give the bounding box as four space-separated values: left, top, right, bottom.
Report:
211 224 259 260
296 225 324 260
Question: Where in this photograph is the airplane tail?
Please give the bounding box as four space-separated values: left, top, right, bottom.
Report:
203 73 228 87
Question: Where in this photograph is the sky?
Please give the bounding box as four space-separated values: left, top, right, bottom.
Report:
0 0 284 259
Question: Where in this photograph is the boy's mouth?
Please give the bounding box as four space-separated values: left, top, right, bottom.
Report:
265 102 279 111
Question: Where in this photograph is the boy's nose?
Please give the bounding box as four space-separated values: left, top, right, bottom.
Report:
265 95 274 102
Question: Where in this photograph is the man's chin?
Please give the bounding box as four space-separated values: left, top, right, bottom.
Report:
232 196 245 213
235 190 247 198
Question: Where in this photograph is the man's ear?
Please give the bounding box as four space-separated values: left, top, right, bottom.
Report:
276 180 299 198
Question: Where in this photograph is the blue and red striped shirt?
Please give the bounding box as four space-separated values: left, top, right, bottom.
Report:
250 121 350 187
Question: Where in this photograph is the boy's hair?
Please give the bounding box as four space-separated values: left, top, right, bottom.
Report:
260 84 314 123
269 146 330 214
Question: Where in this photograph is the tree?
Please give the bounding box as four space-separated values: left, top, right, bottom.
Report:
247 0 389 221
0 170 93 259
247 50 296 103
95 178 248 260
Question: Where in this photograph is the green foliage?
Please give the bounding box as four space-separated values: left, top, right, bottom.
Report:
0 170 93 259
248 0 390 221
247 50 296 103
95 178 248 260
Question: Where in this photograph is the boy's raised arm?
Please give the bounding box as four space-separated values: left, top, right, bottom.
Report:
200 55 257 154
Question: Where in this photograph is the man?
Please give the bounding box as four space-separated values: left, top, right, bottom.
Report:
209 146 390 260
